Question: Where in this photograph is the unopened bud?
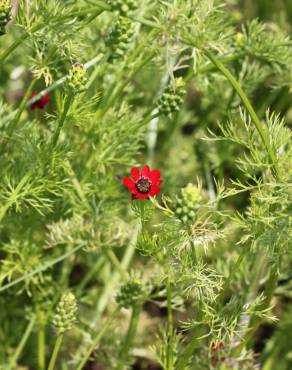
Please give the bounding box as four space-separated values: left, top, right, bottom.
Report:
53 292 78 334
158 78 186 116
67 63 88 94
0 0 12 36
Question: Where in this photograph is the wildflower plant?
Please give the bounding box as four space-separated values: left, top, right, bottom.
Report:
0 0 291 369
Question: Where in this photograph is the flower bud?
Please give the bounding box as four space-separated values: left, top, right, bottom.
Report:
116 277 143 309
110 0 138 16
67 63 88 94
107 17 135 62
174 183 201 223
53 292 78 334
158 78 186 116
0 0 11 36
234 32 246 48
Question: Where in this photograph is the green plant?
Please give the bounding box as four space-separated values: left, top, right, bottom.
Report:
0 0 291 369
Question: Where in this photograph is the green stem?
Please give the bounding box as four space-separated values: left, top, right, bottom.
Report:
95 226 139 321
246 267 278 346
38 329 46 370
75 256 105 295
185 53 245 82
0 24 43 64
0 9 104 64
0 243 85 293
47 334 64 370
117 304 141 370
104 248 128 280
37 313 46 370
27 54 105 108
100 51 156 116
8 315 36 369
76 311 117 370
6 79 37 139
218 248 247 304
50 94 73 150
204 50 280 180
166 276 174 370
176 335 197 369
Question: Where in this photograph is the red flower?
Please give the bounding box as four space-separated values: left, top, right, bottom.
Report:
30 92 50 110
123 165 163 199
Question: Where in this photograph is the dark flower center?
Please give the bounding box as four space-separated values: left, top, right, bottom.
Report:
135 177 152 193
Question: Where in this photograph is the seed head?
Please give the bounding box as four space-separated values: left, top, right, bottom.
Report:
0 0 11 36
116 277 144 309
67 63 88 94
107 17 135 62
175 183 201 223
158 78 186 116
53 292 78 334
110 0 138 16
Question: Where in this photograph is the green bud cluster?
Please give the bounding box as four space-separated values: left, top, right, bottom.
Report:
67 63 88 94
158 78 186 116
52 292 78 334
174 183 201 223
0 0 11 36
107 17 135 62
234 32 246 48
109 0 138 16
116 277 143 309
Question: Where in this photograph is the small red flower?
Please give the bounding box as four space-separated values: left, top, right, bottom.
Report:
123 165 163 199
30 92 50 110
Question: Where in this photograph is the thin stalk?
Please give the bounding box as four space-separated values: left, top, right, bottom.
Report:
185 53 245 82
0 23 43 64
146 111 160 167
100 51 156 116
6 79 37 139
37 312 46 370
166 276 174 370
205 50 280 181
47 334 64 370
246 267 278 346
218 248 247 304
233 266 279 356
76 310 117 370
0 9 104 64
176 335 197 369
176 309 205 369
117 304 141 370
38 327 46 370
75 256 105 295
0 243 85 293
50 94 73 150
27 54 105 108
104 248 128 280
90 0 111 11
202 51 282 351
94 226 139 320
8 315 36 369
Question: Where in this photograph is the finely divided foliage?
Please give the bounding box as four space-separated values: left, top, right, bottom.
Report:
0 0 291 369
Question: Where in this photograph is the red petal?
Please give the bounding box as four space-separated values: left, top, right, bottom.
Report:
141 165 150 177
150 169 163 186
149 185 160 196
150 169 160 181
40 93 50 106
134 192 150 199
123 177 135 192
131 167 140 181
